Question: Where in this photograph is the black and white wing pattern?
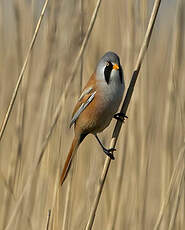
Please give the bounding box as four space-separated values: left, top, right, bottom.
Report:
70 87 96 128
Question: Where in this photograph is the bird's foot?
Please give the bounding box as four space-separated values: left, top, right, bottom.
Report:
114 113 128 122
103 147 116 160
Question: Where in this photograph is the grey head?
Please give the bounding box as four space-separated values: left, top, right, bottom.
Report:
96 51 123 85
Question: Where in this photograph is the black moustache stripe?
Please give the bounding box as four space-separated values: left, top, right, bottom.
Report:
104 61 113 84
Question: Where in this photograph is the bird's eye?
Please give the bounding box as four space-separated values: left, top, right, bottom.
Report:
106 61 110 66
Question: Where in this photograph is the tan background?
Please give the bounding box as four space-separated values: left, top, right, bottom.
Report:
0 0 184 229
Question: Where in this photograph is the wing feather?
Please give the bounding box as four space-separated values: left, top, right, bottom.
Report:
70 91 96 127
78 87 93 101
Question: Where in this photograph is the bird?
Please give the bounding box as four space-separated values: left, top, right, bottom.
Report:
60 51 125 186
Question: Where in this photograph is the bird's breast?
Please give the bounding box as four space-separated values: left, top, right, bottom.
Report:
97 80 124 112
93 81 124 132
75 80 124 135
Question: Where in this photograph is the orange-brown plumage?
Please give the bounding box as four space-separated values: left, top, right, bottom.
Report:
60 52 125 186
71 73 97 125
60 136 80 185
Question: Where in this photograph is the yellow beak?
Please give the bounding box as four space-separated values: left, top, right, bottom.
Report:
113 64 119 70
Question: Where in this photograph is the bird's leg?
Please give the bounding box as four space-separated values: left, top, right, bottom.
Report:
94 134 115 160
114 112 128 122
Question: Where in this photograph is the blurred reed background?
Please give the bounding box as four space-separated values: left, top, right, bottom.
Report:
0 0 184 229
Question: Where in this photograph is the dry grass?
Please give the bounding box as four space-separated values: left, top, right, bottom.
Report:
85 1 162 229
0 0 185 230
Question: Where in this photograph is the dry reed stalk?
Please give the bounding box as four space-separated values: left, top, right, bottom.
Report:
0 0 49 144
62 2 85 228
106 133 128 230
51 1 103 228
106 1 135 229
138 1 149 229
27 0 103 167
113 3 136 228
4 76 52 230
2 1 183 230
168 168 185 230
85 0 162 229
45 210 51 230
12 0 26 198
48 132 64 230
61 178 72 230
2 2 31 228
79 0 84 93
39 0 61 92
161 0 185 228
3 1 102 229
153 144 185 230
0 168 15 199
0 167 32 229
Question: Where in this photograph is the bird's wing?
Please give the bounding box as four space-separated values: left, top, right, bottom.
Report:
70 88 96 128
78 87 93 101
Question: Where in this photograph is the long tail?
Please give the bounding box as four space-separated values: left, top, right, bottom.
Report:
60 135 80 186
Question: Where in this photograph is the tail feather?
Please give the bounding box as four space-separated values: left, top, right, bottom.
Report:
60 136 80 186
